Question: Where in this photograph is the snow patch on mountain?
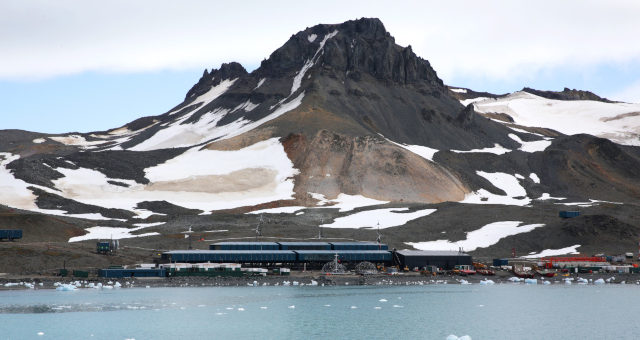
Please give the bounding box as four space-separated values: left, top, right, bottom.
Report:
171 78 237 115
452 144 511 155
130 91 304 151
407 221 545 252
291 30 338 95
309 193 388 212
320 208 436 229
508 133 552 152
49 135 105 147
69 225 160 242
50 138 298 214
387 139 439 161
254 78 266 90
461 171 531 206
247 206 306 214
529 173 540 184
523 245 581 258
471 91 640 146
449 88 467 93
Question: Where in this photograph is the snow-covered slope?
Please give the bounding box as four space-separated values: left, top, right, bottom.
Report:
470 91 640 146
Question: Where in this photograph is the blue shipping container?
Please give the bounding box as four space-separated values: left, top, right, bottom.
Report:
559 211 580 218
0 229 22 240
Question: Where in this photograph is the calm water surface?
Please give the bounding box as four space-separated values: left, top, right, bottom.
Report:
1 284 638 339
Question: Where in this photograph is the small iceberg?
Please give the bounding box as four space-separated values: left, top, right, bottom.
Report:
459 279 471 285
594 278 605 285
447 335 472 340
524 279 537 285
508 277 523 282
479 279 495 285
56 284 77 291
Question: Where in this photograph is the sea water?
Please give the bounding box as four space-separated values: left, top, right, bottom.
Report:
1 284 639 339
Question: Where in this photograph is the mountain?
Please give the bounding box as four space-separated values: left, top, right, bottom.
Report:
1 18 639 269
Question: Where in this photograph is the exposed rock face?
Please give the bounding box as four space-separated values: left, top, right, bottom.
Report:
185 62 248 100
522 87 615 103
281 131 468 202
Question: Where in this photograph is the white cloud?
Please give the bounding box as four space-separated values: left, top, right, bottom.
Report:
1 0 640 83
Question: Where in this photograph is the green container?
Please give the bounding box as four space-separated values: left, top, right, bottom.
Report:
73 270 89 278
59 269 68 277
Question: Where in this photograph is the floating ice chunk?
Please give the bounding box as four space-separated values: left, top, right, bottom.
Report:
237 308 245 311
524 279 537 284
577 278 589 284
459 279 471 285
542 280 551 285
324 304 331 307
260 306 268 309
309 280 318 286
594 278 605 285
379 298 388 302
447 335 472 340
393 305 403 308
350 306 358 309
479 279 495 285
56 284 77 291
288 305 295 309
292 281 299 286
374 306 382 310
37 332 44 336
508 277 523 282
114 282 121 288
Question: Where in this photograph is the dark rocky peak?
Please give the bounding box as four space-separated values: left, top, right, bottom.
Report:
255 18 444 88
184 62 248 100
522 87 614 103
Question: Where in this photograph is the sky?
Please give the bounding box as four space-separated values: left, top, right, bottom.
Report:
2 0 640 133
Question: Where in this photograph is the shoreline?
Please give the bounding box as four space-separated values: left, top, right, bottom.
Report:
2 270 640 290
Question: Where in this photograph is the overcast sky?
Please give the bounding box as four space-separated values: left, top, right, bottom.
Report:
2 0 640 133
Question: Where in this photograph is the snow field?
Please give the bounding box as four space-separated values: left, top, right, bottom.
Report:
406 221 544 252
51 138 299 214
471 91 640 146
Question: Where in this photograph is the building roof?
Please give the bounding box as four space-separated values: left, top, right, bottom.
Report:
396 250 470 257
211 242 279 245
293 250 390 254
164 250 296 254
